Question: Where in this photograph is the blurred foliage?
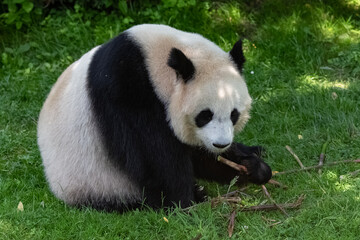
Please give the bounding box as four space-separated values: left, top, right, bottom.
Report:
0 0 200 29
1 0 42 29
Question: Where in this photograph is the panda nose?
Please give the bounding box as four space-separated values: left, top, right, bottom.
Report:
213 143 230 149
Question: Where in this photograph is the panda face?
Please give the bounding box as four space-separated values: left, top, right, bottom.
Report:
189 72 251 153
168 64 252 154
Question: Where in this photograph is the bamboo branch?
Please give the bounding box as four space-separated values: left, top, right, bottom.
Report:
240 194 305 212
261 185 289 217
286 145 305 169
274 159 360 176
217 156 248 174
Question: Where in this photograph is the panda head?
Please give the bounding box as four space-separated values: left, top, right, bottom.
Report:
167 40 252 154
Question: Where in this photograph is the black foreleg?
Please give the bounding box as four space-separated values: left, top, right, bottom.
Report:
192 142 272 185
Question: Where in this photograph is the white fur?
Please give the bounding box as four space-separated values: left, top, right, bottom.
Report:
37 47 140 206
197 119 233 153
128 24 252 152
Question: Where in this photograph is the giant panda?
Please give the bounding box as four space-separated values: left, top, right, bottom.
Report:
37 24 272 212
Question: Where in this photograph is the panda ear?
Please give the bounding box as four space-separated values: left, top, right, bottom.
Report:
229 40 246 73
167 48 195 83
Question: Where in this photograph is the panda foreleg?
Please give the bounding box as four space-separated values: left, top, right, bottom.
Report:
192 142 272 185
133 144 197 209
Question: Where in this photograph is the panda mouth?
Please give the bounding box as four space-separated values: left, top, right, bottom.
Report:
213 142 231 149
204 141 231 154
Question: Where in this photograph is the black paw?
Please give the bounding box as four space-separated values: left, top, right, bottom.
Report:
194 184 207 203
240 156 272 184
222 143 271 185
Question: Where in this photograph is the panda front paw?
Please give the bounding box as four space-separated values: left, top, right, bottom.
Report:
223 143 272 184
239 156 272 184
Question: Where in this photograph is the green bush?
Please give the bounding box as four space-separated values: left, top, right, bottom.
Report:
0 0 199 29
1 0 42 29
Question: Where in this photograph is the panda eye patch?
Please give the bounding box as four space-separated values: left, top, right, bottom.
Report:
230 108 240 125
195 109 213 128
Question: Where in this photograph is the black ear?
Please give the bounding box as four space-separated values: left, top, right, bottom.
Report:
167 48 195 83
229 40 246 73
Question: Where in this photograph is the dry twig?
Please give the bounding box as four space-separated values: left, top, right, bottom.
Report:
221 187 248 198
261 185 289 217
340 169 360 180
267 179 288 189
318 140 330 174
211 196 242 208
261 216 282 227
268 221 282 227
217 156 248 174
285 145 305 169
240 194 305 212
228 210 237 238
184 188 248 212
274 159 360 176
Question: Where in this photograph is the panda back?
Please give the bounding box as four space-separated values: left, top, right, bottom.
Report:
38 46 141 206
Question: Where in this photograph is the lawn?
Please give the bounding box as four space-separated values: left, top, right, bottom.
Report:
1 0 360 239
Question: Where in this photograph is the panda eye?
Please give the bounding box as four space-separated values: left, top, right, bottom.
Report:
230 108 240 125
195 109 213 128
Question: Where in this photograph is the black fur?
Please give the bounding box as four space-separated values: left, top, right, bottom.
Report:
230 108 240 125
86 32 271 212
87 32 196 210
167 48 195 82
229 40 246 73
195 109 213 128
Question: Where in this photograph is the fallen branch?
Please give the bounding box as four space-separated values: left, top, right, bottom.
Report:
220 187 248 198
240 194 305 212
267 179 288 189
184 190 244 212
274 159 360 176
340 169 360 180
318 140 330 174
261 185 289 217
268 221 282 227
218 156 248 174
211 196 242 208
285 145 305 169
348 169 360 176
228 210 237 238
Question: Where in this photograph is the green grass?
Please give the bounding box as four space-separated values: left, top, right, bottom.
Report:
1 0 360 239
